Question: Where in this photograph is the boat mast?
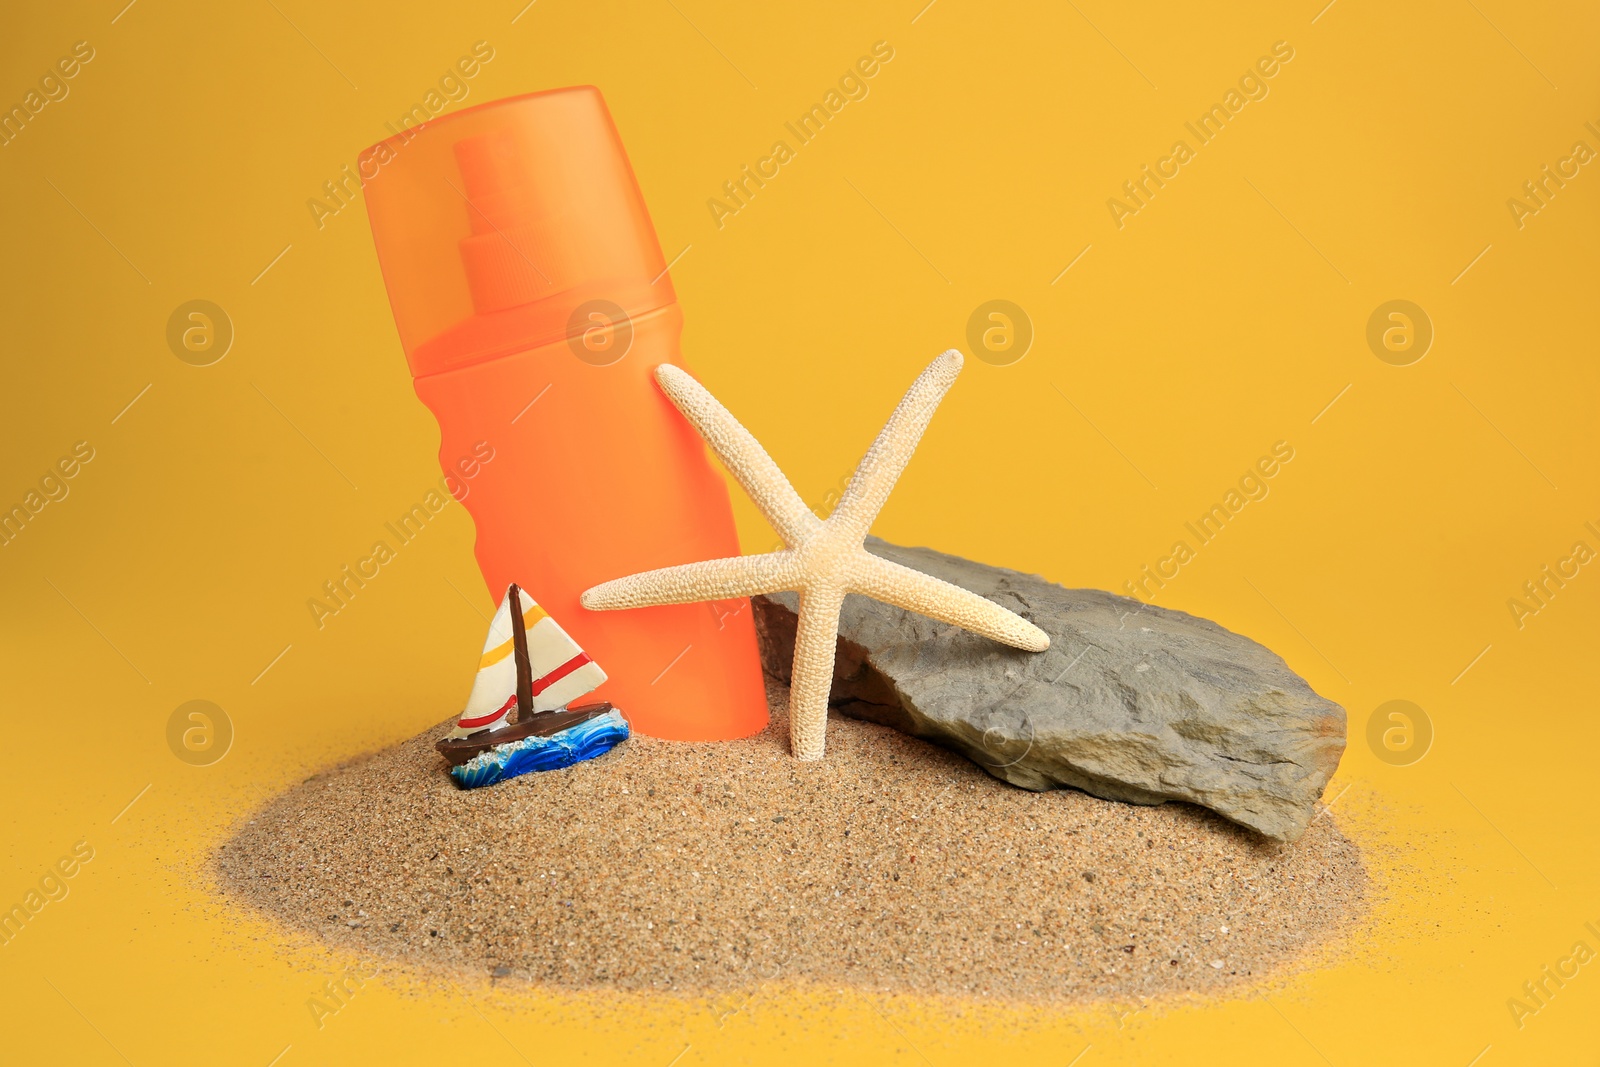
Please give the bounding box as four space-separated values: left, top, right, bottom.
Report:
509 583 535 724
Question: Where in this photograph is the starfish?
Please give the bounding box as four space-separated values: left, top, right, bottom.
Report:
581 350 1050 760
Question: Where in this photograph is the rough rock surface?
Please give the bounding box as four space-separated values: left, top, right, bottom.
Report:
753 539 1345 842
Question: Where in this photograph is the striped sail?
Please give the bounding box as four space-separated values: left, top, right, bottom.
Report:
446 584 608 741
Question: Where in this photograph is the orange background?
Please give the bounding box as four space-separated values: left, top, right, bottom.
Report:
1 0 1596 1063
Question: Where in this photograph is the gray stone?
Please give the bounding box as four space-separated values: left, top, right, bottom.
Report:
752 539 1345 842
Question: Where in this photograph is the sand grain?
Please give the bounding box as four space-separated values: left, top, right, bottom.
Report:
219 681 1366 1003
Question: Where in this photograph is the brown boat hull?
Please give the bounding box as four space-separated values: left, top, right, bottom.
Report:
435 702 615 766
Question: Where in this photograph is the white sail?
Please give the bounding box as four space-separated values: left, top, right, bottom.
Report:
447 588 521 740
524 609 607 713
446 584 607 740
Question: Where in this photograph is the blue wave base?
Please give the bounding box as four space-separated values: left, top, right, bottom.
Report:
448 709 630 790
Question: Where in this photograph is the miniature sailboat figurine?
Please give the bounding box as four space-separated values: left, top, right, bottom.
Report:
436 583 618 768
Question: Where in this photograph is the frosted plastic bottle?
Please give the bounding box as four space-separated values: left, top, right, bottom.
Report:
361 87 768 741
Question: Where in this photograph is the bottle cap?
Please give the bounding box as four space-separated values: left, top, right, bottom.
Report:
361 87 675 378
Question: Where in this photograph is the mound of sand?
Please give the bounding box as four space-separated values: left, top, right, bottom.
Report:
218 681 1366 1003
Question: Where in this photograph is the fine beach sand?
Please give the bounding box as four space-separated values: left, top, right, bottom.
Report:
218 680 1368 1004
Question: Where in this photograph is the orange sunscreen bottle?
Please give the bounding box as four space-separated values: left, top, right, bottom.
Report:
361 87 767 741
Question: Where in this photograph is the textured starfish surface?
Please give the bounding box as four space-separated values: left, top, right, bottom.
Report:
581 350 1050 759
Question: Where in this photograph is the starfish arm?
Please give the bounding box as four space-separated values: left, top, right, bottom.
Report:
655 364 821 548
828 350 964 542
581 552 797 611
787 584 846 760
853 554 1051 653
